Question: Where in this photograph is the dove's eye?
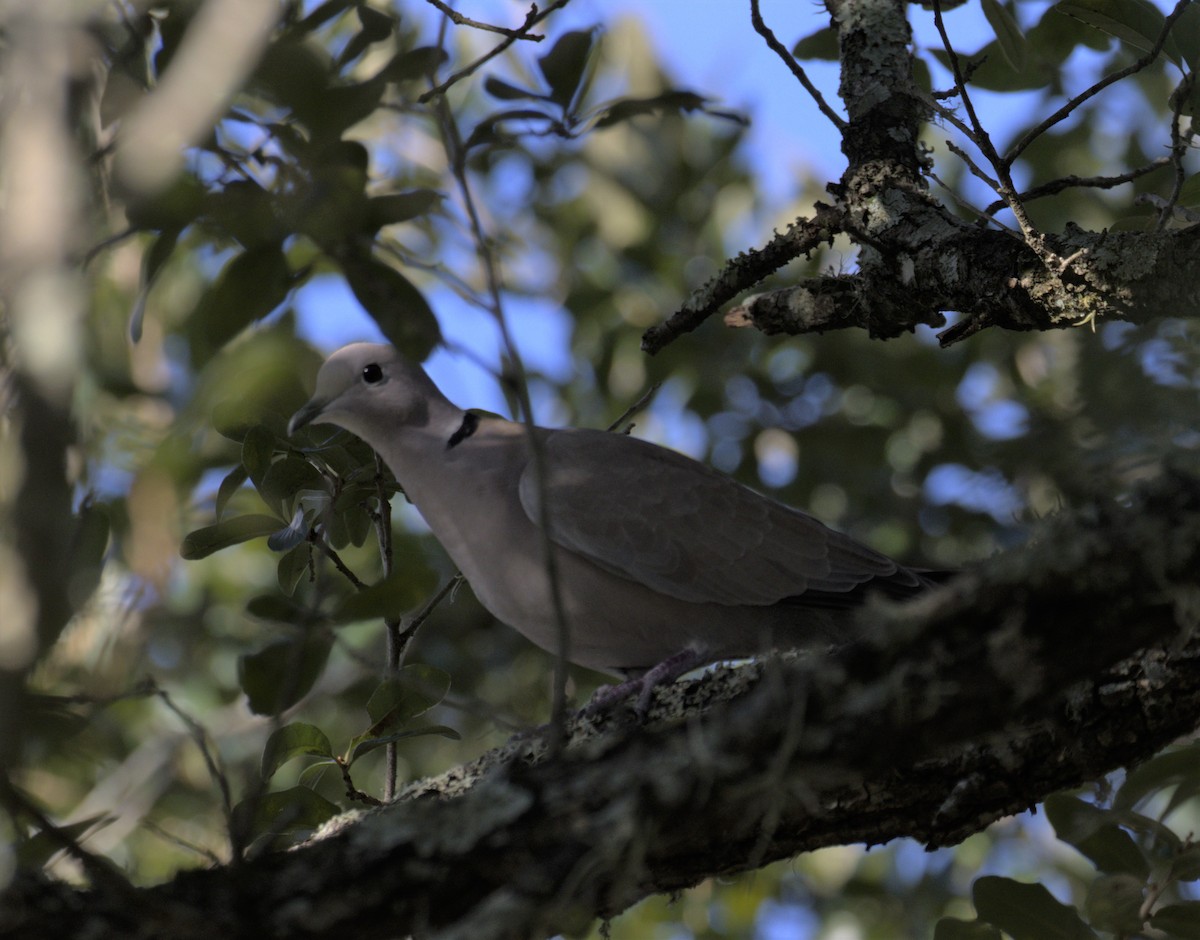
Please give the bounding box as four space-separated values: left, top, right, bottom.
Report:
362 363 384 384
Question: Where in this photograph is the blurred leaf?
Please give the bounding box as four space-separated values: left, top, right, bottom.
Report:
243 425 281 514
1083 874 1145 935
484 75 548 100
972 876 1098 939
205 180 282 250
17 814 116 870
1152 902 1200 938
982 0 1028 70
67 501 110 613
1170 844 1200 882
238 634 333 715
124 173 205 230
245 593 311 624
379 45 447 83
792 26 839 60
231 785 340 839
261 722 334 779
1115 745 1200 812
295 0 352 33
278 543 311 596
537 29 594 109
181 514 283 559
327 564 436 625
187 246 292 364
339 253 440 359
1044 794 1150 877
933 919 1003 940
363 190 443 231
1054 0 1177 62
593 91 710 128
215 465 249 520
260 457 325 512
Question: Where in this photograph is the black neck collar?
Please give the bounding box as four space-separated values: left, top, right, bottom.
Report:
446 412 479 449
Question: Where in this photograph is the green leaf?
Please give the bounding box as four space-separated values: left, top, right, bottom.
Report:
1151 901 1200 938
278 543 311 596
593 91 710 128
366 665 451 726
1116 745 1200 812
245 593 311 624
1083 874 1145 935
215 464 249 520
17 813 116 870
982 0 1028 70
1044 794 1150 877
231 785 340 839
187 246 292 363
484 75 548 101
267 507 309 553
261 722 334 779
347 725 460 765
327 565 436 625
379 45 448 83
124 173 205 231
933 919 1003 940
180 514 283 559
238 634 332 715
1053 0 1177 62
973 876 1099 940
260 456 324 511
1170 844 1200 882
537 29 594 109
243 425 282 516
339 253 440 360
792 26 839 60
363 190 443 231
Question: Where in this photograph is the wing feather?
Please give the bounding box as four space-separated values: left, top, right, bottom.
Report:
518 428 921 607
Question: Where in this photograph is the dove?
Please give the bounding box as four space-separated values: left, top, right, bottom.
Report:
288 342 941 699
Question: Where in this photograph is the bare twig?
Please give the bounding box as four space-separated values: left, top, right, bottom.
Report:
433 92 574 750
309 529 368 590
1157 77 1191 231
1005 0 1192 166
750 0 845 130
984 160 1172 217
424 0 546 40
418 0 572 103
607 382 662 434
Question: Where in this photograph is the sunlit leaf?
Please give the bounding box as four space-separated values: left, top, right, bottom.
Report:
261 722 334 779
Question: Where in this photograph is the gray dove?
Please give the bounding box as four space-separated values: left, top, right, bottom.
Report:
289 343 940 696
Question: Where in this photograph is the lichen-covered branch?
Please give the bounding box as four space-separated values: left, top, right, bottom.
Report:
8 470 1200 940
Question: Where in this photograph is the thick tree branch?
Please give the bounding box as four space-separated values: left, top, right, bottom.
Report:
7 470 1200 940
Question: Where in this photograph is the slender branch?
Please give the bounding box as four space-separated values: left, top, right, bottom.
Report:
750 0 845 130
1157 77 1191 231
423 0 546 40
607 382 662 434
309 530 368 591
372 451 404 802
433 93 574 749
418 0 572 104
983 160 1172 217
1005 0 1192 166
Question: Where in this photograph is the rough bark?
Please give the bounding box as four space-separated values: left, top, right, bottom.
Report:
5 469 1200 940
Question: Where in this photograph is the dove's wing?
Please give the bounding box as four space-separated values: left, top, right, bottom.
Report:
518 428 922 608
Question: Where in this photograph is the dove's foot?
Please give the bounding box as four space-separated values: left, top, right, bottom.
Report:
583 648 706 719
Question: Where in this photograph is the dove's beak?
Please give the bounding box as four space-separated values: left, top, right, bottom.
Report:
288 398 329 436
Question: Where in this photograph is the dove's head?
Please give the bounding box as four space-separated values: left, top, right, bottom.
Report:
288 343 452 444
